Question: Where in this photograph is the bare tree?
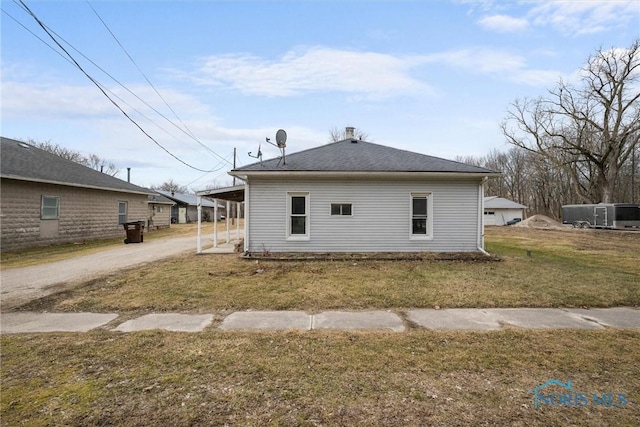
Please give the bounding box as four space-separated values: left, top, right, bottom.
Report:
86 153 119 176
328 126 370 143
26 139 120 177
151 179 188 194
501 40 640 203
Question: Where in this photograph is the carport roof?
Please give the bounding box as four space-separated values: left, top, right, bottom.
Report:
197 185 245 202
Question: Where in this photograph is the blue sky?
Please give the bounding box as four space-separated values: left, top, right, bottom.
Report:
2 0 639 190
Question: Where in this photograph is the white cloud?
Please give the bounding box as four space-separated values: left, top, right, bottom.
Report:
185 46 434 99
475 1 639 36
478 14 529 33
1 81 115 118
421 48 563 86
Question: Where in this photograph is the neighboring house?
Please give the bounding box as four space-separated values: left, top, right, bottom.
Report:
484 196 527 226
157 191 221 223
0 137 153 252
229 134 500 254
148 193 175 230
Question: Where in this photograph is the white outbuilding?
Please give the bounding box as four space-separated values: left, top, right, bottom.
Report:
483 196 527 226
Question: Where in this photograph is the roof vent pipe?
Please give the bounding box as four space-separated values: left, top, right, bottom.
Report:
127 167 131 183
345 126 355 140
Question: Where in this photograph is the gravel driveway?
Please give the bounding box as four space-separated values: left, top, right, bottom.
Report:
1 235 229 310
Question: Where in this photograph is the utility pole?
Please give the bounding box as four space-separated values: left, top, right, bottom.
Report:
231 147 236 225
233 147 236 186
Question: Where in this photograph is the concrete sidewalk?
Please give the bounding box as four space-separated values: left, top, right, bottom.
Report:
1 307 638 334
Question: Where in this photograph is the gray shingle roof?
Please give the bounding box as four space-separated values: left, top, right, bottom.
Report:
233 139 499 174
1 137 152 195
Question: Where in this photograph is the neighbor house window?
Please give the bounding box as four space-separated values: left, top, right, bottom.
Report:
410 193 432 239
118 202 128 224
287 192 309 239
41 196 59 219
331 203 352 216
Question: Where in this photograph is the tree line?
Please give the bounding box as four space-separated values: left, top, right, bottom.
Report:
458 39 639 219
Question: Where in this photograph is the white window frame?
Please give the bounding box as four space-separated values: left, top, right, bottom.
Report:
118 201 128 225
41 195 60 219
410 192 433 240
330 203 353 216
287 192 310 240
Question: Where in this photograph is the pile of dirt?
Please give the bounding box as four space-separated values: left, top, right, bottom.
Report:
514 214 563 229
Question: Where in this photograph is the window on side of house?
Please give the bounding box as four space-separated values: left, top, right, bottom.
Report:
330 203 352 216
41 196 59 219
287 192 309 239
410 193 432 239
118 201 128 224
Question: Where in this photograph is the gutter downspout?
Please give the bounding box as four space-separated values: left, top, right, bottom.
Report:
477 177 489 255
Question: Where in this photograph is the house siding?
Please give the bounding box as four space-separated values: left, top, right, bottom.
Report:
246 177 481 253
148 203 172 229
1 179 148 251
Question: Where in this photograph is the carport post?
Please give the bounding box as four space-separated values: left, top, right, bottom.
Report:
226 200 231 243
213 198 218 248
236 201 240 238
196 195 202 254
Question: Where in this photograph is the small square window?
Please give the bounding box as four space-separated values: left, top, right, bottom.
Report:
331 203 352 216
41 196 59 219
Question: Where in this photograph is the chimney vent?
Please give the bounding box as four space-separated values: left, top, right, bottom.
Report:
345 127 355 140
127 167 131 183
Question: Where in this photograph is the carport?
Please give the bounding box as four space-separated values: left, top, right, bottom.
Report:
195 185 245 253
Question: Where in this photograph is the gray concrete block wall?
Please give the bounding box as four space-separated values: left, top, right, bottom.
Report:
1 179 148 251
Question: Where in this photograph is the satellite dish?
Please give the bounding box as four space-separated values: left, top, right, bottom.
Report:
276 129 287 148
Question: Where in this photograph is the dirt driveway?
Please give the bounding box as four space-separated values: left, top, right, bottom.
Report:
1 235 231 310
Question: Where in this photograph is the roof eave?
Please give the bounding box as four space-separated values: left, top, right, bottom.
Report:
229 170 501 180
1 174 153 196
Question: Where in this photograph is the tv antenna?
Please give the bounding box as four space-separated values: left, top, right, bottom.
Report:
249 129 287 166
248 143 262 163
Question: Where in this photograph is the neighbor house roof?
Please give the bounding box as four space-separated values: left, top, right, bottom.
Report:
484 196 527 209
231 139 500 177
157 191 217 207
1 137 152 195
148 193 176 205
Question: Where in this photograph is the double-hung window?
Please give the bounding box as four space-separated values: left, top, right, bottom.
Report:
118 202 128 225
287 192 309 239
41 196 59 219
410 193 432 239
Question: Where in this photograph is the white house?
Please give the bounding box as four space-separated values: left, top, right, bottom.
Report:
483 196 527 226
227 133 500 254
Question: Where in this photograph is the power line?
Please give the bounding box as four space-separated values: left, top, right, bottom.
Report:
83 0 231 164
85 0 198 141
12 0 233 171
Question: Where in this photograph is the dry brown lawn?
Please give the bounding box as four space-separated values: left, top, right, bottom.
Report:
19 227 640 312
1 226 639 426
1 329 639 426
